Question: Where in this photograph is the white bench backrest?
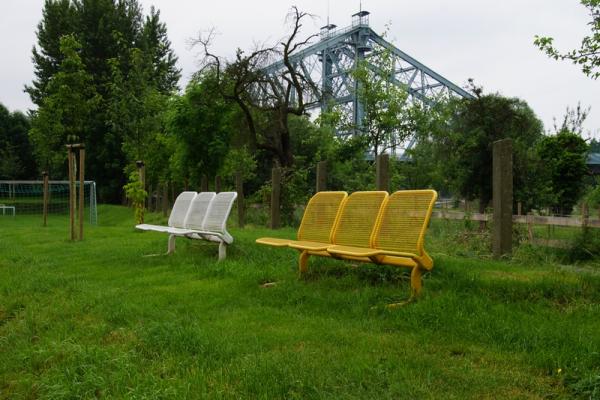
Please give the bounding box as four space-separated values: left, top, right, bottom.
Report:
168 191 197 228
202 192 237 233
183 192 216 230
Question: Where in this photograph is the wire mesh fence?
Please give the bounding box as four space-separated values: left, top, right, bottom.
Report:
0 180 97 224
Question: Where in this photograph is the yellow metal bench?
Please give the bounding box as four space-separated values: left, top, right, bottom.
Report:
327 190 437 298
291 191 388 273
255 191 348 248
256 190 437 301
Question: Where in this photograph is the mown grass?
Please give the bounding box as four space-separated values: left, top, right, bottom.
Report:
1 206 600 399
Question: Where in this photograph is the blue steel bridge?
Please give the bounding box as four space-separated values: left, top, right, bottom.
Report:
261 10 474 157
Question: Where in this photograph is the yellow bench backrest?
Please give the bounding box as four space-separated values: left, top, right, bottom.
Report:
332 191 388 247
297 191 348 242
372 190 437 255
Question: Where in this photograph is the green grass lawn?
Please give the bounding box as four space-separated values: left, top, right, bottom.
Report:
1 206 600 399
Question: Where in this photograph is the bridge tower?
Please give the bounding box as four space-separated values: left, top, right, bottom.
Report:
262 10 474 155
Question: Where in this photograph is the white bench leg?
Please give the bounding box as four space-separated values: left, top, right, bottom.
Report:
218 242 227 261
167 234 176 254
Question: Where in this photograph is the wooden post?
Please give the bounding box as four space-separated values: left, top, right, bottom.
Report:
136 160 145 190
235 171 245 228
135 160 145 224
316 161 327 192
148 184 154 211
162 182 169 217
42 171 49 227
215 175 222 193
376 154 390 192
78 146 85 240
492 139 513 258
527 212 534 242
201 175 209 192
582 203 589 230
517 202 522 216
270 167 281 229
67 145 76 241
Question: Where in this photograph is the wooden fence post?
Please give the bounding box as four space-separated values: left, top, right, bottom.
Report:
66 145 76 241
527 212 534 243
162 182 169 217
376 154 390 192
215 175 222 193
517 202 522 216
78 145 85 240
42 171 49 227
201 175 209 192
492 139 513 258
235 171 245 228
582 203 589 230
316 161 327 192
270 167 281 229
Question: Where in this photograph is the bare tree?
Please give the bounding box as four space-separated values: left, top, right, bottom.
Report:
193 6 319 167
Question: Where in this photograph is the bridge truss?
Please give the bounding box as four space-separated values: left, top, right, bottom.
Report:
261 11 474 156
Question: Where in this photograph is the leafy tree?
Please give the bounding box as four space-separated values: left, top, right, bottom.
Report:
535 0 600 79
537 131 589 215
123 170 147 224
351 49 424 157
108 48 167 164
0 104 36 179
140 6 180 94
166 72 234 187
220 146 257 182
29 34 100 175
26 0 77 106
422 88 545 213
26 0 180 202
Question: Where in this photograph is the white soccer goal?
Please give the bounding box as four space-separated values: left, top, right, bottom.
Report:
0 180 98 224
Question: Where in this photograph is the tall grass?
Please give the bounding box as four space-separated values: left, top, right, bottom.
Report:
1 206 599 399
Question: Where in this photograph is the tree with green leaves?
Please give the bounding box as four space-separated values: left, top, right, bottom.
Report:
29 34 100 175
420 86 545 213
108 48 167 164
140 6 180 94
535 0 600 79
27 0 180 201
351 49 424 157
166 72 234 187
537 131 589 215
0 104 36 179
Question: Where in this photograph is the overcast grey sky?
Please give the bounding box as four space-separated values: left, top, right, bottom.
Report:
1 0 598 136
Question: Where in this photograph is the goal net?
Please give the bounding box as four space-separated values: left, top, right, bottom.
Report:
0 180 98 224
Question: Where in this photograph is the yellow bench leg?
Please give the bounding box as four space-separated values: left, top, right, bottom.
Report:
410 267 422 298
385 267 423 309
298 251 309 275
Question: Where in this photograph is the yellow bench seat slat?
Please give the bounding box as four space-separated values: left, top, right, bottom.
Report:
326 245 420 269
288 240 331 251
326 245 419 259
255 237 294 247
326 245 381 257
